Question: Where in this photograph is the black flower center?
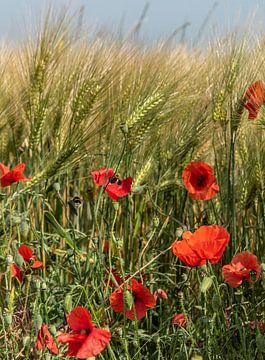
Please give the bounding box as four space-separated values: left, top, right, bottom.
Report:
197 175 206 187
109 176 122 185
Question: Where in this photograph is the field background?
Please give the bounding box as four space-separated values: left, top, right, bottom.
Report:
0 9 264 360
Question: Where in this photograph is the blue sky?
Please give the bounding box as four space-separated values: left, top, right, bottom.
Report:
1 0 265 44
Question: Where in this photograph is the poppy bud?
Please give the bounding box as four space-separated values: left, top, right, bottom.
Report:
256 333 265 353
153 217 159 228
120 122 129 134
212 293 222 312
41 282 47 291
175 228 184 239
34 279 41 290
53 182 60 192
113 202 119 211
44 355 51 360
35 314 43 331
49 325 57 337
124 290 134 311
4 313 12 325
23 335 31 348
64 294 72 313
6 254 13 265
20 221 29 238
14 253 24 267
200 276 213 293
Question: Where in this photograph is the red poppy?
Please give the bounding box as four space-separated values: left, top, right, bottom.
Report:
244 80 264 120
57 306 111 359
91 167 132 201
172 313 188 327
154 289 168 302
222 251 261 288
36 323 58 355
0 163 31 187
249 320 265 332
172 225 230 267
182 162 219 200
11 263 23 283
109 279 156 320
18 244 43 268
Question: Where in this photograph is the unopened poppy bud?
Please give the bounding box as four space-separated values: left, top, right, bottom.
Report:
178 291 184 300
120 122 129 134
175 228 184 239
20 221 29 238
153 217 159 228
41 282 47 291
49 325 57 336
113 202 119 211
64 294 72 313
154 288 168 301
53 182 60 192
44 355 51 360
4 313 12 325
124 290 134 311
14 253 24 267
35 314 43 331
200 276 213 293
212 293 222 312
23 335 31 348
34 279 41 290
6 255 13 265
256 333 265 353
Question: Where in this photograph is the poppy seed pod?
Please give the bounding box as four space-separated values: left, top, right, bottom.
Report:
20 221 29 238
6 254 13 265
36 314 43 332
64 294 73 313
256 333 265 353
212 294 222 312
14 253 24 267
4 313 12 325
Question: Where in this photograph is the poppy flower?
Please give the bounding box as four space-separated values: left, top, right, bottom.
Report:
222 251 261 288
154 288 168 302
172 313 188 327
249 320 265 332
0 163 31 187
109 278 156 320
91 167 132 201
36 323 58 355
172 225 230 267
18 244 43 268
182 162 219 200
244 80 264 120
11 263 23 283
57 306 111 359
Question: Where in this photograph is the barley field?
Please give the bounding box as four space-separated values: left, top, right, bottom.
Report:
0 10 264 360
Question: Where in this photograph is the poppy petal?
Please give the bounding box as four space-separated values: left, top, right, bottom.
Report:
11 264 23 283
132 280 156 308
68 306 93 332
31 260 43 269
125 299 147 321
18 244 33 262
0 163 10 176
109 289 125 313
172 238 203 267
91 167 114 187
106 177 132 201
76 328 111 358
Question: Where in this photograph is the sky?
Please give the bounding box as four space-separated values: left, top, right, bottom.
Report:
0 0 265 45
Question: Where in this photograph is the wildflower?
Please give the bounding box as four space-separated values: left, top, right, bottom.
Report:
0 163 30 187
244 80 264 120
172 225 230 267
249 320 265 332
222 251 261 288
57 306 111 359
109 279 156 320
36 323 58 355
18 244 43 269
154 289 168 302
11 263 23 283
91 167 132 201
172 313 188 327
182 162 219 200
